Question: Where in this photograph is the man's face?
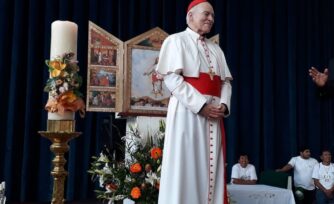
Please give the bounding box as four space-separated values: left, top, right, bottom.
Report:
321 151 332 163
189 2 215 35
238 155 249 168
300 149 311 159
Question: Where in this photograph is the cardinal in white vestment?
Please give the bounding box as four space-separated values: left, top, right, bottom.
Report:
155 0 233 204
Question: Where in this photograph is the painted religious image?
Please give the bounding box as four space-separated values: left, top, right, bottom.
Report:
87 21 125 112
137 34 165 48
88 90 116 109
130 48 170 110
90 47 117 66
90 28 115 47
89 68 116 87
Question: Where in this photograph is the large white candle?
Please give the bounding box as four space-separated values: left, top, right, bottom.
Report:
50 21 78 60
48 20 78 120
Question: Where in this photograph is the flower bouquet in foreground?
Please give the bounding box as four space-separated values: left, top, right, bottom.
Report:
88 120 165 204
44 52 85 117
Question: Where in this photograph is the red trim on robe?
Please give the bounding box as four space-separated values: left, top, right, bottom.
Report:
220 120 228 204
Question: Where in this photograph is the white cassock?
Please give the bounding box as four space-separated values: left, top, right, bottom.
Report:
156 28 232 204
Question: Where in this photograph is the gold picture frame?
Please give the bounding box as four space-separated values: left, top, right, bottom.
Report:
210 34 220 44
122 27 170 116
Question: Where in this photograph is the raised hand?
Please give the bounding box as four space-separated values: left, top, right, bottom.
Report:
309 67 329 87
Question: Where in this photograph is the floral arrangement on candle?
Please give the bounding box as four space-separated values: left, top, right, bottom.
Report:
88 120 165 204
44 52 85 117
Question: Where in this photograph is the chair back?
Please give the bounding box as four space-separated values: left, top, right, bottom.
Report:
258 170 290 189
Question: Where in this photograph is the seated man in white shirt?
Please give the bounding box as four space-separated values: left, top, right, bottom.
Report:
230 154 257 185
312 149 334 204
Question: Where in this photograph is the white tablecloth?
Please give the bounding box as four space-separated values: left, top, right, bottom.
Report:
227 184 295 204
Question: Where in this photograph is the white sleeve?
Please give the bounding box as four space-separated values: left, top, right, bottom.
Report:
220 80 232 116
156 36 185 75
288 157 296 167
250 165 258 180
231 164 239 182
163 73 207 113
312 163 320 179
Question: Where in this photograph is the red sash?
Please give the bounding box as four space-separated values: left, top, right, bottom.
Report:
183 72 222 97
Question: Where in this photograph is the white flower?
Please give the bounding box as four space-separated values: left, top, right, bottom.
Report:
156 132 165 141
63 82 69 90
97 153 109 162
157 165 161 173
105 186 111 192
102 163 112 174
125 175 132 183
0 181 5 194
114 195 127 201
99 176 105 188
50 90 58 97
59 87 65 93
145 171 159 186
109 195 127 202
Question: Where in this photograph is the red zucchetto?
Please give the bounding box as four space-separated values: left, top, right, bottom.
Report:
187 0 208 13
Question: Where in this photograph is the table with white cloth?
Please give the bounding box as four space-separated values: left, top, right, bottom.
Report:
227 184 295 204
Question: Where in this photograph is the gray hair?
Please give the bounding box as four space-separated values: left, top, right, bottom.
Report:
186 6 199 26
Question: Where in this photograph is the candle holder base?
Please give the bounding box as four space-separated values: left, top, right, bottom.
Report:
39 120 81 204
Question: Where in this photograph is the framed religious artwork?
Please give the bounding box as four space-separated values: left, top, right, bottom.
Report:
89 67 117 88
90 47 117 67
87 21 124 112
210 34 220 44
121 27 170 116
87 89 116 111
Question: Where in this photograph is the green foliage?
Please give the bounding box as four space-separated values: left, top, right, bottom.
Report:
88 121 165 204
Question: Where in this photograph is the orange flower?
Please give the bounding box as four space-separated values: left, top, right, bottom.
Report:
130 187 141 199
49 60 67 77
150 147 162 160
59 91 77 103
45 91 86 117
130 163 142 173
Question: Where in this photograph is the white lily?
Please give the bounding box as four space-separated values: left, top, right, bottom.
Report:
97 153 109 162
145 171 159 186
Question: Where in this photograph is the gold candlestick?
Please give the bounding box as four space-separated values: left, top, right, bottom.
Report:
39 120 81 204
